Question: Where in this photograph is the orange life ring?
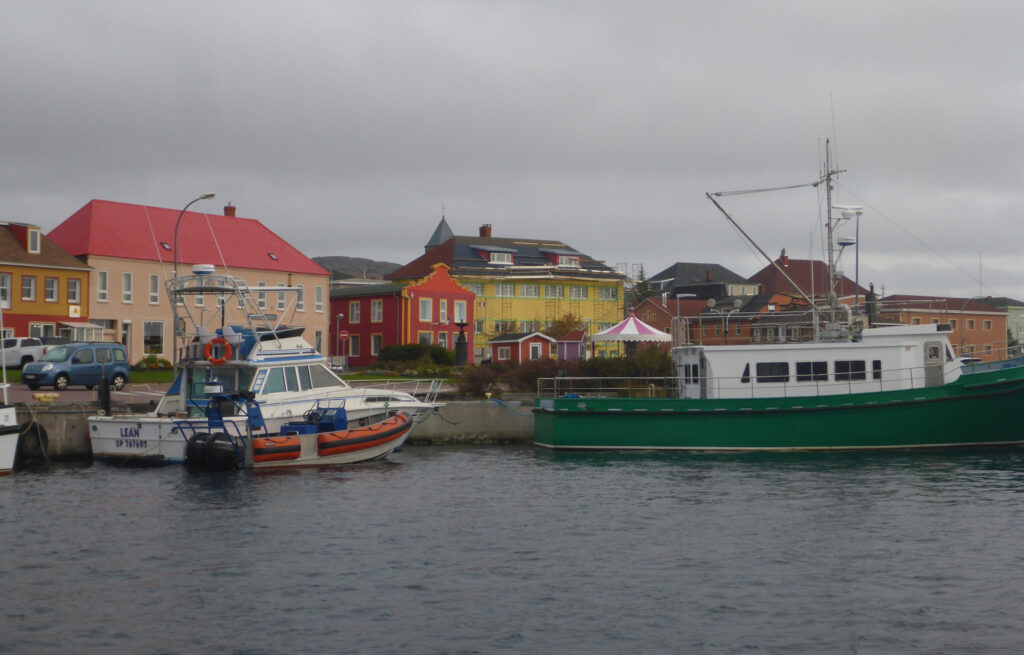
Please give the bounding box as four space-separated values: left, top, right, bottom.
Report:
204 337 232 365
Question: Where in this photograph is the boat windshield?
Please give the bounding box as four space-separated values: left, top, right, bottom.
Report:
187 366 256 401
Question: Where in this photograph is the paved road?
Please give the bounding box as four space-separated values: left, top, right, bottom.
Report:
6 382 170 406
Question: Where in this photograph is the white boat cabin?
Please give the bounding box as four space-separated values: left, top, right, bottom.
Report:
673 324 962 399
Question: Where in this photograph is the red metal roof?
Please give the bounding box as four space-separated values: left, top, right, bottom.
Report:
48 199 328 276
881 295 1004 314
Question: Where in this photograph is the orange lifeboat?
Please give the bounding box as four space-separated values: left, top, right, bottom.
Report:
252 436 302 463
317 413 412 457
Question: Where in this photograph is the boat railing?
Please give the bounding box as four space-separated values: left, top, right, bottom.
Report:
537 357 1018 400
346 378 446 403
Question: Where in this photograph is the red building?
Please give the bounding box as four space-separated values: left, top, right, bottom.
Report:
330 263 475 367
486 332 556 364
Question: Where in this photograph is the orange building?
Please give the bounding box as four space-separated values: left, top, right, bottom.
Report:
878 295 1008 362
0 222 93 339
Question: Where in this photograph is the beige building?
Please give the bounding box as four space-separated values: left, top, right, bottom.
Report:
48 200 330 363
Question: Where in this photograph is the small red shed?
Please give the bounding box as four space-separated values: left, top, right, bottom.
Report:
486 331 556 364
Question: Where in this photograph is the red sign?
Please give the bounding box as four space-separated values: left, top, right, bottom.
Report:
338 330 349 341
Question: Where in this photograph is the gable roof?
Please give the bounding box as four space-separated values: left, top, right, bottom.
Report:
48 199 328 276
649 262 751 286
487 331 556 344
749 258 868 299
390 232 622 281
637 297 709 319
558 329 587 343
0 223 89 270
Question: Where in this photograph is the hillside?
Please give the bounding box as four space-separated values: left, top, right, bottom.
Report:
313 256 402 280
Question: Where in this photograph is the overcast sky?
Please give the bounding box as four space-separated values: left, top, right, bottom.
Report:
2 1 1022 300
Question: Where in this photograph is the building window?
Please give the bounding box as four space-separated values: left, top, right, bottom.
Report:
315 286 324 312
349 300 361 323
950 319 957 330
439 299 448 323
967 319 976 329
257 281 267 309
930 318 938 324
28 229 41 254
419 298 432 322
371 334 382 356
195 290 205 307
489 252 512 264
0 274 9 309
296 285 305 311
349 334 360 357
519 284 539 298
418 331 432 345
149 274 160 304
984 320 992 330
143 321 164 354
568 286 588 299
735 324 741 336
465 282 484 296
97 271 108 302
314 330 322 353
872 360 883 380
475 319 484 333
29 323 55 338
497 346 511 361
371 299 383 322
454 301 467 323
985 345 993 355
44 277 58 302
277 287 286 312
438 332 448 348
911 318 921 325
495 283 514 297
598 287 618 301
22 275 36 301
545 285 564 298
529 342 542 359
122 272 133 303
558 255 580 267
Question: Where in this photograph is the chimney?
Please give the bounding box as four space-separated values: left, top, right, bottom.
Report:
780 248 789 267
224 204 236 217
479 224 492 238
705 269 713 282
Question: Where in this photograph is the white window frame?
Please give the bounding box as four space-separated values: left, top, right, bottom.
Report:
315 285 324 312
122 272 133 303
519 284 539 298
495 283 514 298
489 252 512 265
439 299 448 323
598 286 618 300
371 333 382 356
438 332 448 348
0 273 10 309
568 286 587 299
497 346 511 361
44 277 58 303
545 285 564 299
257 281 267 309
371 299 383 322
349 300 361 323
454 300 467 323
296 284 305 311
97 271 108 302
22 275 36 301
277 286 286 312
419 298 432 322
557 255 580 267
149 274 160 304
28 229 40 254
530 342 542 359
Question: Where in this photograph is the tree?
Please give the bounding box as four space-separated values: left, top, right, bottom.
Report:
543 313 583 339
628 264 656 308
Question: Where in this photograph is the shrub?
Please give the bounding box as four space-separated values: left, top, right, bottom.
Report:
133 354 173 371
378 344 455 365
457 364 502 397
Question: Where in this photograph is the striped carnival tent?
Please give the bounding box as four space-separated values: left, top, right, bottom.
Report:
592 310 671 343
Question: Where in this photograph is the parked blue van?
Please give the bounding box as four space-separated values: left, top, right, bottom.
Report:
22 343 131 391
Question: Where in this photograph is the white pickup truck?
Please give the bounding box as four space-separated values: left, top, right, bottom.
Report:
0 337 45 368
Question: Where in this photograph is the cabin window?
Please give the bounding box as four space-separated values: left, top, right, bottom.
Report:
835 360 866 381
282 367 299 392
872 360 883 380
756 362 789 383
309 365 344 388
796 361 828 382
682 364 700 384
262 368 286 394
741 363 750 383
297 366 312 391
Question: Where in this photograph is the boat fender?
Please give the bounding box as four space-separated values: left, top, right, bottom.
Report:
17 421 49 464
204 337 232 365
185 432 241 472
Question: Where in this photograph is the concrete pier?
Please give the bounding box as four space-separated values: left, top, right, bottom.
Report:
14 399 538 462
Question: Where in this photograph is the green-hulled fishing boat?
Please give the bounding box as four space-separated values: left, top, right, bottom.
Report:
534 144 1024 451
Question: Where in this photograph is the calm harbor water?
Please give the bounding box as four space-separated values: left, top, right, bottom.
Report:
4 445 1024 654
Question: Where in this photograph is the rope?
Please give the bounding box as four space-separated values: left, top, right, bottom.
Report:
489 398 535 417
711 181 821 197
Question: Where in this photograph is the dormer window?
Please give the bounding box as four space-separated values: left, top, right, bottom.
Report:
490 252 512 265
268 252 279 261
160 242 172 251
27 228 40 254
557 255 580 267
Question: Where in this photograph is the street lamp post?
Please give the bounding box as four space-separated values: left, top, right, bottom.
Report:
336 312 345 369
172 192 216 279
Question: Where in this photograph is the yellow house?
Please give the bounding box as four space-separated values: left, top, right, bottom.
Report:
0 222 93 339
388 221 625 359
